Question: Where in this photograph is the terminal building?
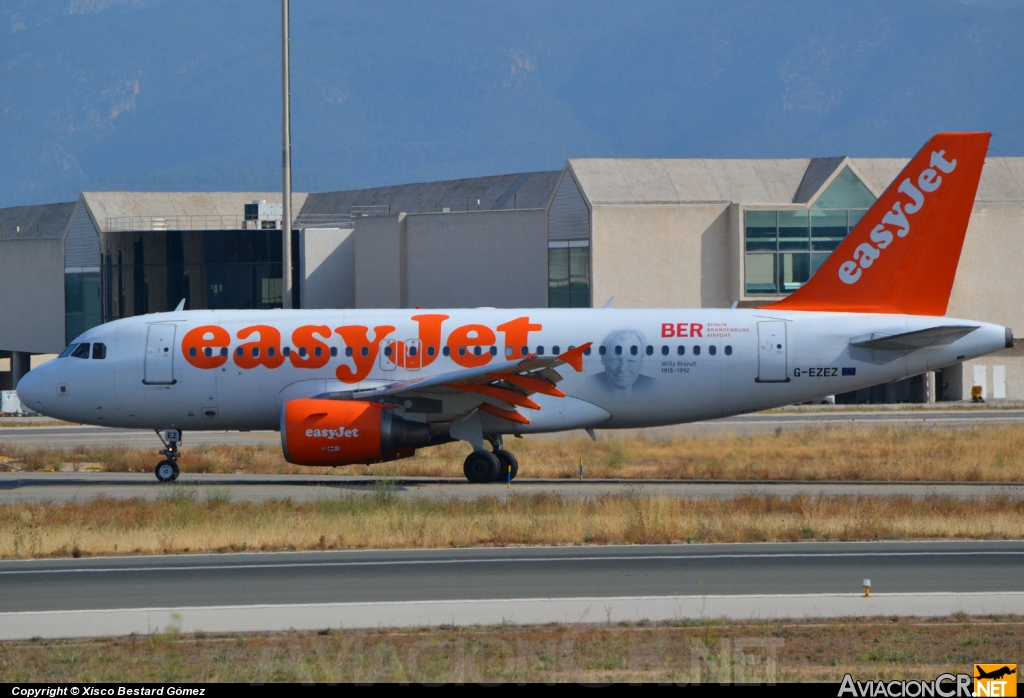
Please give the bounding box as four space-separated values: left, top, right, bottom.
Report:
2 153 1023 403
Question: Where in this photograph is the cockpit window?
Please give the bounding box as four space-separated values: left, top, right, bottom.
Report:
59 343 80 358
70 343 91 359
92 343 106 360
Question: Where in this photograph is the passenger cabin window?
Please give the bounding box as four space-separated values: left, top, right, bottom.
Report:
298 347 307 357
360 347 369 357
661 346 669 356
443 346 451 356
92 343 106 359
552 346 560 355
313 346 322 358
282 347 291 357
489 346 497 356
709 345 717 356
427 346 436 357
725 345 733 356
409 346 418 357
599 346 607 356
330 347 338 357
584 347 592 356
630 345 638 356
693 346 701 356
345 347 353 357
677 346 685 356
645 346 654 356
537 346 545 355
71 343 91 359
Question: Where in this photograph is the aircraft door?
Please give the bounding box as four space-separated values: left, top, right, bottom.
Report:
144 324 177 385
405 339 421 370
756 321 789 383
380 339 399 370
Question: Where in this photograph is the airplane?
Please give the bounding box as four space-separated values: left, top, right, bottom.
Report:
16 132 1011 483
975 667 1017 681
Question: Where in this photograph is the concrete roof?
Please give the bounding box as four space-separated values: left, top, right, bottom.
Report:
81 192 308 231
569 157 1024 206
0 201 78 240
568 158 812 205
851 157 1024 204
300 171 561 218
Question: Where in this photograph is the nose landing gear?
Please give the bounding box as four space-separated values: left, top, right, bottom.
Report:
154 428 181 483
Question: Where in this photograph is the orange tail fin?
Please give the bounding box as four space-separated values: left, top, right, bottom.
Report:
765 132 990 315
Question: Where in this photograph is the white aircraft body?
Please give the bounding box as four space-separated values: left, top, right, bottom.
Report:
16 133 1010 482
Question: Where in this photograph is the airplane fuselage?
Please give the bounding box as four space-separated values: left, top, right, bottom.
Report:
18 307 1010 433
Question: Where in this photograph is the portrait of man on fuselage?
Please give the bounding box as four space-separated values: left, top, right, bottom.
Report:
586 329 656 398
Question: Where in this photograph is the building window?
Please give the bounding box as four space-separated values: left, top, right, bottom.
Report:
64 271 101 344
548 241 590 308
744 167 875 295
104 229 284 319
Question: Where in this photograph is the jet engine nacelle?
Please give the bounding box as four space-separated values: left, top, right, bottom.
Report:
280 399 431 467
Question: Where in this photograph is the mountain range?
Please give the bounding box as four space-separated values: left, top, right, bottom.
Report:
1 0 1022 207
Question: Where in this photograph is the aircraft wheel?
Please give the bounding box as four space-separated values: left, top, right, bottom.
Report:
155 460 177 483
493 449 519 482
464 450 500 483
170 462 180 481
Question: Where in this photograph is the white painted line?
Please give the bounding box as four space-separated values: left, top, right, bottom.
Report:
3 593 1024 640
2 549 1023 576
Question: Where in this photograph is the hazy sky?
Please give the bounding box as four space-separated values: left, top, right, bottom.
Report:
1 0 1022 206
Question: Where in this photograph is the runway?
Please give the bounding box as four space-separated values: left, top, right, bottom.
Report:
2 408 1023 450
2 471 1023 503
2 541 1023 639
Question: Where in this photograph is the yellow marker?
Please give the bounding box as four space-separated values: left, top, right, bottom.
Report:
507 464 512 488
579 458 583 481
863 578 871 597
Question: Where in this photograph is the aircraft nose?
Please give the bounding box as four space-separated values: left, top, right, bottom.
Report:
16 369 43 413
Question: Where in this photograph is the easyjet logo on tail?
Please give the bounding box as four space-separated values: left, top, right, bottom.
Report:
764 132 990 316
838 150 957 285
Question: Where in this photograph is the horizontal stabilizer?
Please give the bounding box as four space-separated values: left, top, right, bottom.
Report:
849 325 978 351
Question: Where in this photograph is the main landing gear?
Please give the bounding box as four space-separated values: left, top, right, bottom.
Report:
154 428 181 483
463 435 519 484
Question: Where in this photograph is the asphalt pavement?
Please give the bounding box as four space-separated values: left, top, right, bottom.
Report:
2 408 1023 451
2 542 1023 638
2 471 1022 503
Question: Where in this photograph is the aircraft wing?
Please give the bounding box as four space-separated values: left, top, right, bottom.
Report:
315 343 591 425
849 325 979 352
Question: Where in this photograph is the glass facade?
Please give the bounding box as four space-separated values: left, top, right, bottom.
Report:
548 242 591 308
102 230 286 319
744 167 875 295
64 271 102 345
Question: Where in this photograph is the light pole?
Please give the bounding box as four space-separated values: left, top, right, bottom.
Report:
281 0 293 308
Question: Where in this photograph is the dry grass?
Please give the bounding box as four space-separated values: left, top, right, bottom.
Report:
2 492 1023 559
1 617 1021 682
3 424 1024 481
